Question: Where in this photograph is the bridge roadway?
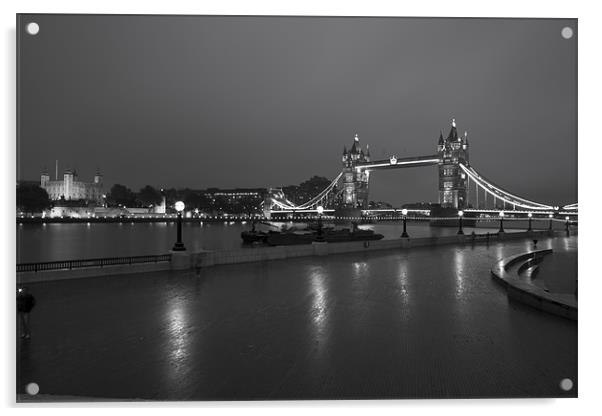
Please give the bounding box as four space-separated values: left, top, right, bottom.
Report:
17 235 577 400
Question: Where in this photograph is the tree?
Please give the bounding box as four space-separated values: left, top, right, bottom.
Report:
106 184 136 207
183 191 211 210
17 184 51 214
137 185 162 207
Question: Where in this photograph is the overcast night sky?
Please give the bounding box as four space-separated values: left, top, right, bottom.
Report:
17 15 577 206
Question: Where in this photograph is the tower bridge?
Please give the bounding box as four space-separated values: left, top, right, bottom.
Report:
263 119 577 218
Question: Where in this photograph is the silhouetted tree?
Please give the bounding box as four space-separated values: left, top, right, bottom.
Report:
162 188 179 207
137 185 162 207
17 184 51 214
106 184 136 207
183 191 211 210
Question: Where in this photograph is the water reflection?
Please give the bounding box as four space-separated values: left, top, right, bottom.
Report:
165 294 190 382
453 248 467 298
308 265 330 354
351 260 370 291
309 266 328 330
397 257 410 309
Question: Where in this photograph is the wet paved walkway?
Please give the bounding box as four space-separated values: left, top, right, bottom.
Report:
17 236 577 401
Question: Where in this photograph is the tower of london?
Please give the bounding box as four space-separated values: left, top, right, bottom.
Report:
41 166 104 204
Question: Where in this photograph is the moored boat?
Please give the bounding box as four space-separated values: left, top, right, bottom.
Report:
266 227 384 246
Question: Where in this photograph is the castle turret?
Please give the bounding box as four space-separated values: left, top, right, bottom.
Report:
462 131 470 165
64 169 74 200
447 118 459 141
94 169 103 184
41 169 50 187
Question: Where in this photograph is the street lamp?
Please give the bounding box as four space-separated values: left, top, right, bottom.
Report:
565 216 570 233
401 208 409 238
548 213 554 231
498 211 505 233
316 205 325 242
172 201 186 251
527 212 533 232
457 210 464 235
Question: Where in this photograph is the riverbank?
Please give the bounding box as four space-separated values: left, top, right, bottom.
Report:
17 229 563 284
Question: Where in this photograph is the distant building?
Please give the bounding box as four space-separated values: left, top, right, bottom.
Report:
41 168 104 204
205 188 267 204
153 195 166 214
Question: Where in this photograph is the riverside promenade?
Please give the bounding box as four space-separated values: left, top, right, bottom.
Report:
17 234 577 401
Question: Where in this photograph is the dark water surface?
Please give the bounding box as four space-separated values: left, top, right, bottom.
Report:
17 219 563 263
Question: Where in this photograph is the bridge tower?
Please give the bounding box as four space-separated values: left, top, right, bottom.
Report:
341 134 370 209
437 119 470 209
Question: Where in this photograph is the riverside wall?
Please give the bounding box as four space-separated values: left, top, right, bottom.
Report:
18 230 556 284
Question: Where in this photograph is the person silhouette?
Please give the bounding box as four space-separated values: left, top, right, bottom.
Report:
17 287 36 339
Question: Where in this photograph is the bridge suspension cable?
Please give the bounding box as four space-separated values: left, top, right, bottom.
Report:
268 171 344 211
459 163 554 210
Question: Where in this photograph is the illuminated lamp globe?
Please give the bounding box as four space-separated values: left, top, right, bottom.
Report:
316 206 324 215
528 212 532 218
565 216 570 221
175 201 185 212
401 209 408 216
458 210 464 217
499 211 504 217
548 214 553 218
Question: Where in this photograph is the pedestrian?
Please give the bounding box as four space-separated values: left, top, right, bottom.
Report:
17 287 36 339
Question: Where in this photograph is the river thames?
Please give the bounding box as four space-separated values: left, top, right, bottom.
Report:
13 219 567 263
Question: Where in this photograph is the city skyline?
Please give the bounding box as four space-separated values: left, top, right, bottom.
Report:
18 15 577 206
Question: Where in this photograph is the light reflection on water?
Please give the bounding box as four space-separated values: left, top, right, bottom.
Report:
397 257 410 317
308 265 329 339
165 294 189 383
453 248 467 298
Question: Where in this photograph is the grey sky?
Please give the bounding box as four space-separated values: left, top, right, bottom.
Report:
17 15 577 206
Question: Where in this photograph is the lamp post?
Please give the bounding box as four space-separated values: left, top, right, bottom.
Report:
316 205 325 242
401 208 409 238
548 213 553 231
565 216 570 233
498 211 505 233
457 210 464 235
527 212 533 232
172 201 186 251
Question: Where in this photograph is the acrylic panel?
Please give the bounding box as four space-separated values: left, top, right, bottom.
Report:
16 14 577 402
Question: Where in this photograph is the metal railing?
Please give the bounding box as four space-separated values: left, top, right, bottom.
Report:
17 254 172 273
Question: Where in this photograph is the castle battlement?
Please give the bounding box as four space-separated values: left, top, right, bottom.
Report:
41 167 104 204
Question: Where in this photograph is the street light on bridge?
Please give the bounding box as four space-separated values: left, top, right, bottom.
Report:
548 213 554 231
457 210 464 235
498 211 505 233
172 201 186 251
527 212 533 232
401 208 409 238
565 216 570 234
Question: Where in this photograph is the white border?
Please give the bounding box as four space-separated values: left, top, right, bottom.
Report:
2 1 599 415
